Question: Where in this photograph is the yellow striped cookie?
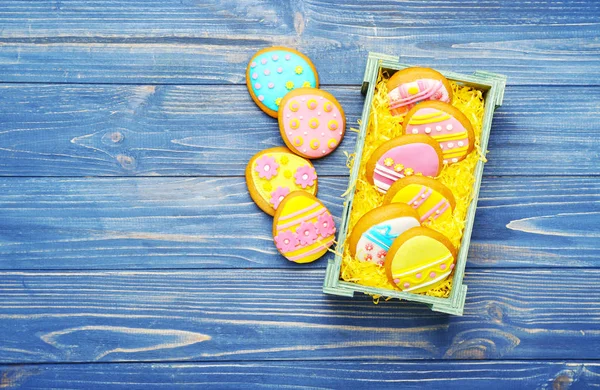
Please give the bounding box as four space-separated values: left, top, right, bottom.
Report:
402 101 474 165
383 176 455 224
386 227 456 293
273 191 336 263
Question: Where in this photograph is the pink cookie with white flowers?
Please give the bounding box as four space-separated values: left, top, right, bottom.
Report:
278 88 346 159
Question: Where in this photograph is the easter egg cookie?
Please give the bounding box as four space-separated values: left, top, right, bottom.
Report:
365 135 444 193
386 227 457 293
246 147 318 216
273 191 336 263
403 101 474 165
383 176 456 224
246 47 319 118
278 88 346 159
387 67 452 117
348 204 420 266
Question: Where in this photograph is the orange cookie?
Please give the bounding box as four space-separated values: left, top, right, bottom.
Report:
246 47 319 118
348 204 420 266
385 227 457 293
246 147 318 216
365 135 444 193
383 176 456 224
278 88 346 159
273 191 336 263
403 101 474 165
387 67 453 117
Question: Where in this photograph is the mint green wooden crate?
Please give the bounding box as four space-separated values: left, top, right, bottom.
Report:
323 52 506 316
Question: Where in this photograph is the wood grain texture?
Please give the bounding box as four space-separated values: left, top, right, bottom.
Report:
0 1 598 85
0 84 598 176
1 269 600 363
0 176 598 270
1 361 598 389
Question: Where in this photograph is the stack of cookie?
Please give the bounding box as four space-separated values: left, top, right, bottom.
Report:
349 67 475 294
245 47 347 264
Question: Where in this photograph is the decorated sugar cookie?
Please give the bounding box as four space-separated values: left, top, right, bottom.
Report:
365 135 443 193
383 176 456 224
246 47 319 118
278 88 346 159
246 147 318 216
386 227 456 293
403 101 474 165
387 67 452 117
348 204 420 266
273 191 336 263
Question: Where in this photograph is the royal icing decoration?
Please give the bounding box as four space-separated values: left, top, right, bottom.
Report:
273 192 336 263
404 102 474 164
384 177 455 224
279 88 346 159
388 79 450 116
367 136 443 194
356 217 420 265
246 147 317 216
386 227 456 293
247 47 318 117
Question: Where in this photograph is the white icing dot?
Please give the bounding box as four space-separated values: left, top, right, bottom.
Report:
302 174 308 180
446 124 453 131
421 194 426 199
412 128 419 134
452 158 458 163
301 97 306 101
288 132 292 135
436 126 442 131
440 144 444 149
303 132 308 135
333 113 337 117
303 148 307 152
458 141 464 147
284 239 289 244
319 97 324 100
299 116 303 120
425 127 431 133
264 165 270 172
304 231 309 236
321 133 325 136
339 131 342 135
447 142 454 148
279 196 284 202
286 114 290 118
443 159 448 164
317 112 321 116
435 210 440 215
322 150 326 154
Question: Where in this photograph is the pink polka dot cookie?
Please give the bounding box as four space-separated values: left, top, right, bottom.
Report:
246 147 318 216
278 88 346 159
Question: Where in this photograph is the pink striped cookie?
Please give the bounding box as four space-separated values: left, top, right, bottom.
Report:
365 135 444 194
387 67 453 117
403 101 475 165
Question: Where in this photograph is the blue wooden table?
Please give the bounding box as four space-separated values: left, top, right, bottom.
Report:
1 1 599 388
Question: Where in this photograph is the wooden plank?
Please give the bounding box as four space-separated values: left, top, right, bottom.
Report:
0 361 597 389
0 1 597 85
1 268 600 363
0 26 598 85
0 176 598 270
0 84 598 176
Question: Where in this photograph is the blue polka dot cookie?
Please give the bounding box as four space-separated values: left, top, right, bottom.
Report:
246 47 319 118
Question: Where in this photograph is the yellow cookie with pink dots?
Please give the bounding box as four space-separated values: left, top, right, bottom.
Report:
278 88 346 159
